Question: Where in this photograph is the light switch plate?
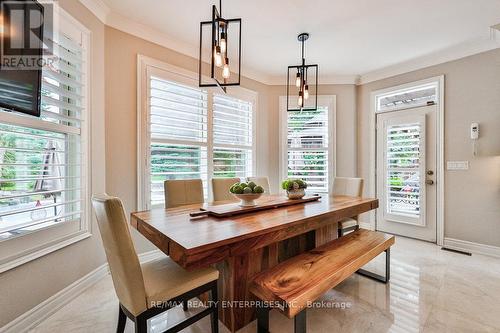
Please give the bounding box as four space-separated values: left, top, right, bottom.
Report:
447 161 469 170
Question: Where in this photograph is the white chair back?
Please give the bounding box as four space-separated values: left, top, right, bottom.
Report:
164 179 204 208
247 176 271 194
332 177 364 197
92 194 147 316
211 177 240 201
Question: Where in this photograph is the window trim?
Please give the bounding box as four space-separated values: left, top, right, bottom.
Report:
278 95 336 194
0 8 92 273
137 55 257 209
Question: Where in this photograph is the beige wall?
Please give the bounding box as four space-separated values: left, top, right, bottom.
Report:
357 48 500 247
0 0 107 327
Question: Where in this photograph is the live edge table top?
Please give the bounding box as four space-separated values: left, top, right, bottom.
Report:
130 195 379 270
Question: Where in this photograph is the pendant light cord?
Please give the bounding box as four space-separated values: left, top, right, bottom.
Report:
301 38 305 65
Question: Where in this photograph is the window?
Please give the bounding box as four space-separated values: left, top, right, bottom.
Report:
148 78 208 206
213 94 253 178
138 59 256 209
0 11 89 272
280 96 335 194
376 83 438 112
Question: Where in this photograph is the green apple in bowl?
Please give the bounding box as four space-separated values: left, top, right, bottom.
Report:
229 181 265 206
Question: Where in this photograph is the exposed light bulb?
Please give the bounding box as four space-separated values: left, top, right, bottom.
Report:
220 32 227 53
222 58 230 79
295 72 301 88
214 45 222 67
298 91 303 107
304 85 309 100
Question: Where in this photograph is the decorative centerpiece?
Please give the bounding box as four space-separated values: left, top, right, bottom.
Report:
282 179 308 200
229 181 265 207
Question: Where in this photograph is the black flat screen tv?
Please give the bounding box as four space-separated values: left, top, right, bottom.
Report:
0 0 44 117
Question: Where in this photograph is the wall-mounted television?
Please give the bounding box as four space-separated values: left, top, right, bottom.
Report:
0 0 44 117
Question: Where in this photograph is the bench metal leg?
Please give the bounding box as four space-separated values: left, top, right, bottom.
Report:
356 248 390 283
256 306 270 333
294 310 307 333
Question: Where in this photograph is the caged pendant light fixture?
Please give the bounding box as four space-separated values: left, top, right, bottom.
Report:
199 0 241 93
286 33 318 111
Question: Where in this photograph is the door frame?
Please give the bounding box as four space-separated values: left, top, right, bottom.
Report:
368 76 445 245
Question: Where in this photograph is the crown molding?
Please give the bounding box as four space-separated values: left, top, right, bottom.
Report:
79 0 500 87
358 30 500 85
105 10 199 59
79 0 110 23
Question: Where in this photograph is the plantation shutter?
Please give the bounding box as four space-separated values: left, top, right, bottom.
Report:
148 77 208 206
286 107 329 192
386 122 422 217
0 33 85 239
212 94 253 178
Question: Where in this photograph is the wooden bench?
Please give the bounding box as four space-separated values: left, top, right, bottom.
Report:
250 229 395 333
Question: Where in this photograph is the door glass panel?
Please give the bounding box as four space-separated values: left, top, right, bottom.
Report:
386 123 421 218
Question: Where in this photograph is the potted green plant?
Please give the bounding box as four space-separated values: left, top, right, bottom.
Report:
281 179 307 199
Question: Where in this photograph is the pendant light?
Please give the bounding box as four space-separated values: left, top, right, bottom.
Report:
286 33 318 111
199 0 241 93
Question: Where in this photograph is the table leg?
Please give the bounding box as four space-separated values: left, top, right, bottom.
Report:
315 224 338 247
217 244 281 332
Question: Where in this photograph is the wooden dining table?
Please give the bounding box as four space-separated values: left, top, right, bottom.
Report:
130 194 378 332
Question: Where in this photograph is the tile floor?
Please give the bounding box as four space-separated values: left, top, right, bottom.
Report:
30 236 500 333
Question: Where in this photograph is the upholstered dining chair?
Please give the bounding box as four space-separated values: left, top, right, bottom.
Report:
164 179 204 208
91 194 219 333
211 177 240 201
246 176 271 194
333 177 364 237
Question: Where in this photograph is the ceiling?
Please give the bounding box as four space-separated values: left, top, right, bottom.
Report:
98 0 500 83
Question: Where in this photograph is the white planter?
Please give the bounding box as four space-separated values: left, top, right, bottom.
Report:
286 188 306 200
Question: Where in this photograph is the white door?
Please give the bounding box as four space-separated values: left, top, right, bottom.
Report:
376 105 437 242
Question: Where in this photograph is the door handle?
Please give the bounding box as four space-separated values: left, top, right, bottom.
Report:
427 170 434 175
426 180 434 185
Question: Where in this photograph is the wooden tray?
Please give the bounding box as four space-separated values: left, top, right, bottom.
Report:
189 195 321 218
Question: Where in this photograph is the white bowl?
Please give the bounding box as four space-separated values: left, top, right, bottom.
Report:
232 193 263 207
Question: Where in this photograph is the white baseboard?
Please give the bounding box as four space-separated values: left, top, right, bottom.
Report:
1 249 163 333
359 222 375 231
443 238 500 258
138 249 163 263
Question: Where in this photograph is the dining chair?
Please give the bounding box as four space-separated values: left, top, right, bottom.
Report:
91 194 219 333
246 176 271 194
164 179 204 208
333 177 364 237
211 177 240 201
